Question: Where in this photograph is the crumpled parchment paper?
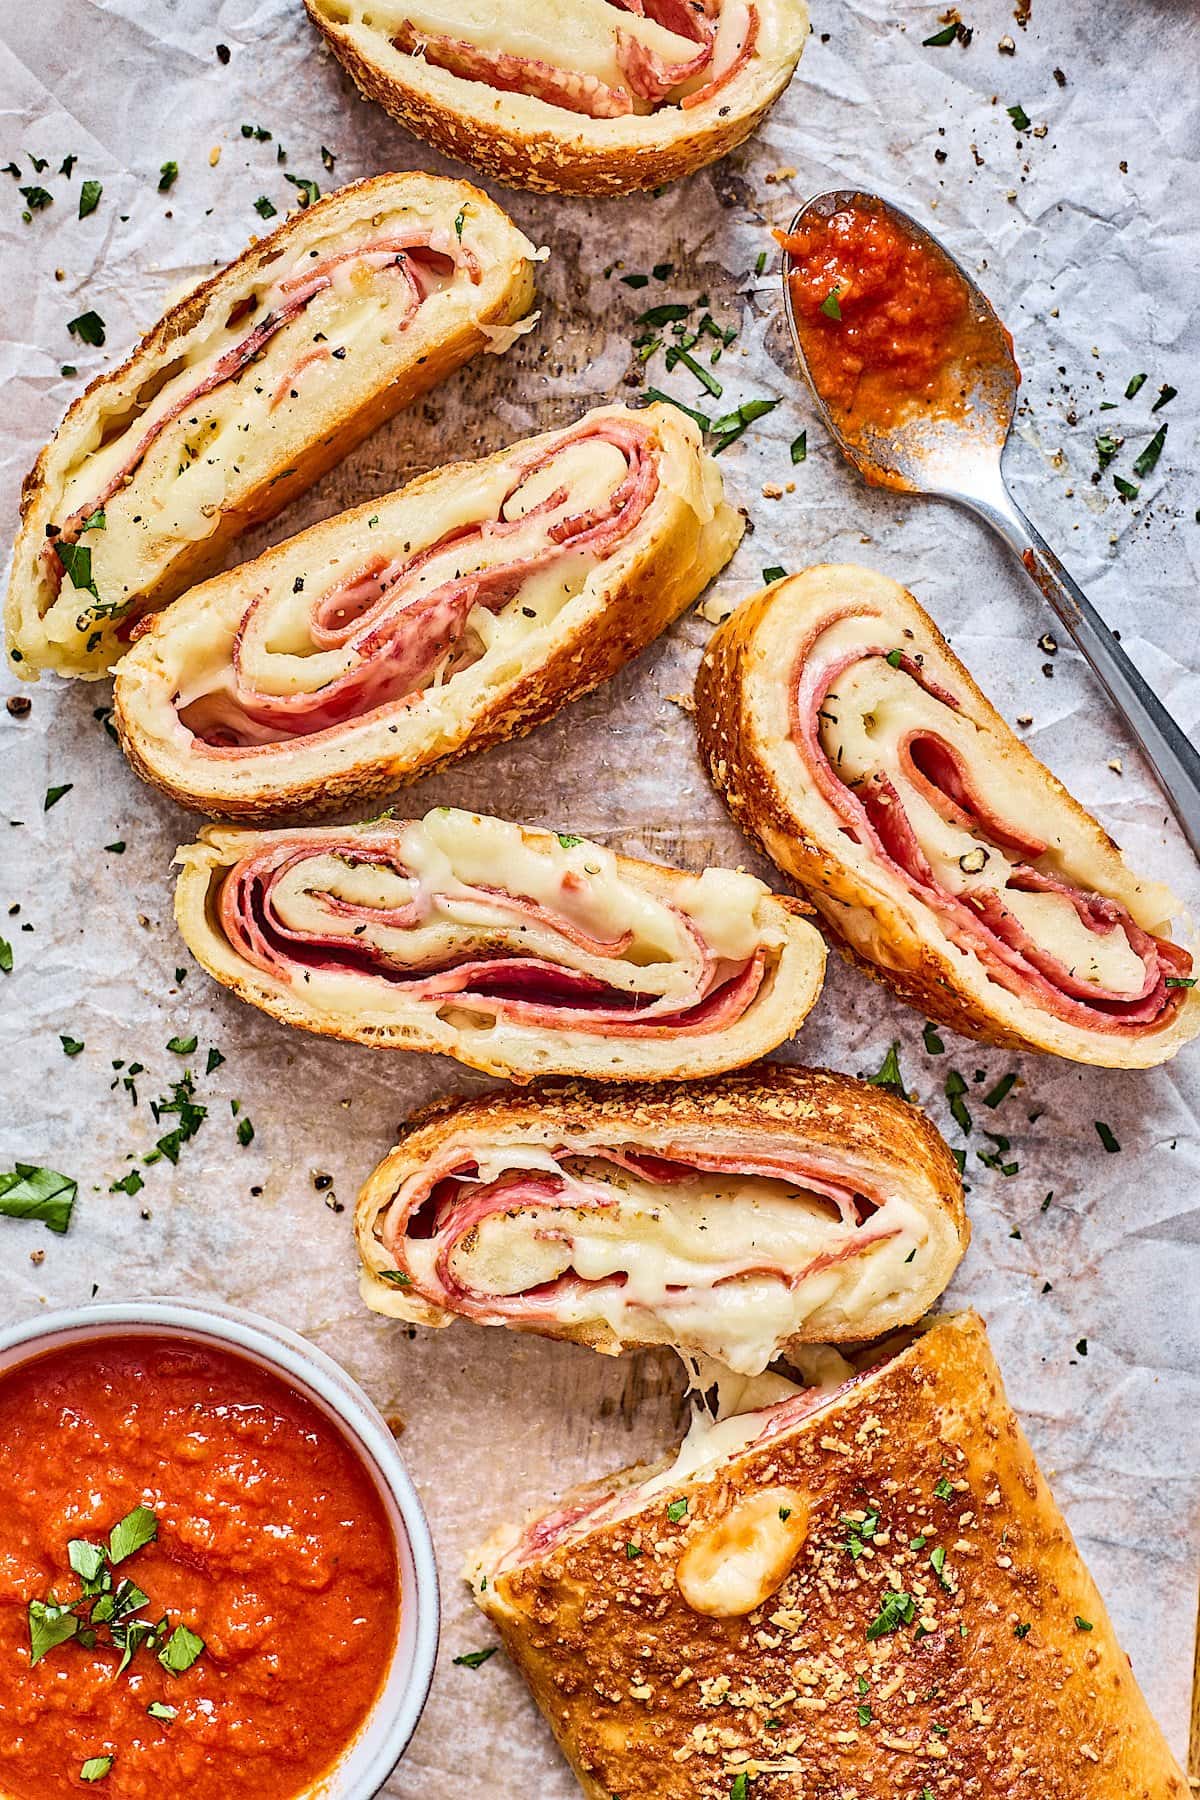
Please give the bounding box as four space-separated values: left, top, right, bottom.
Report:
1 0 1198 1789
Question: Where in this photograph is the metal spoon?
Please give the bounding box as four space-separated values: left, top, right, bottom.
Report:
781 186 1200 859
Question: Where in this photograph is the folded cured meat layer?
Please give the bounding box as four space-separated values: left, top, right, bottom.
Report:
173 808 827 1080
302 0 809 197
113 404 742 818
695 564 1199 1066
470 1312 1189 1800
6 172 539 678
357 1064 966 1373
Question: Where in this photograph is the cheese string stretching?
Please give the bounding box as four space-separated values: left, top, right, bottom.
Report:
356 1067 967 1374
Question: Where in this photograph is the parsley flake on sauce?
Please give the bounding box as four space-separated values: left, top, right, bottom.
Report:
29 1597 80 1664
819 286 843 321
147 1702 177 1721
159 1624 205 1675
80 1756 114 1782
108 1506 158 1565
0 1164 77 1233
866 1590 914 1640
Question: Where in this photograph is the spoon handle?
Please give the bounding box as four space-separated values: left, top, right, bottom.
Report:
960 482 1200 860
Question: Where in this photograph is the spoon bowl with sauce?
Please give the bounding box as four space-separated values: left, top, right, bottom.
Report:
780 188 1200 857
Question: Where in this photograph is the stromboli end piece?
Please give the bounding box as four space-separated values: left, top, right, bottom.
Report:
6 172 539 679
695 564 1199 1066
356 1064 967 1373
302 0 809 196
112 404 742 819
470 1312 1188 1800
173 808 827 1081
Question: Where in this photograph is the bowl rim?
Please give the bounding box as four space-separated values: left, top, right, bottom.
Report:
0 1296 440 1799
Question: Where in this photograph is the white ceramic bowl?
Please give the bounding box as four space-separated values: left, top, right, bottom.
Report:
0 1297 439 1799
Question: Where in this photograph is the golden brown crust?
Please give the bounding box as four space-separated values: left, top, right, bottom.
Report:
473 1312 1187 1800
694 565 1200 1067
6 172 537 679
355 1061 968 1340
302 0 808 197
172 819 828 1083
112 405 741 821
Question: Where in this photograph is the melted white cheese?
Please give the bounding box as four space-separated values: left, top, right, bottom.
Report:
420 1149 930 1374
819 615 1152 995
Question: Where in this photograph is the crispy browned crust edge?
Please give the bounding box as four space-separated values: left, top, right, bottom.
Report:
113 421 740 821
693 569 1197 1061
302 1 804 196
7 172 535 679
356 1060 967 1345
473 1311 1188 1800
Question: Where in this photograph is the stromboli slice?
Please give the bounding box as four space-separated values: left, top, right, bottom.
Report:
6 172 539 679
112 404 742 819
357 1064 966 1374
695 565 1200 1065
302 0 809 196
470 1312 1188 1800
173 808 826 1080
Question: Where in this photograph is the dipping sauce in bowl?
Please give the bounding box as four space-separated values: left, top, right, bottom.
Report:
0 1332 402 1798
778 196 1013 455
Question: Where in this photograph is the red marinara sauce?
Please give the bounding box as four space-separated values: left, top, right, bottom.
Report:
780 199 1006 439
0 1335 400 1799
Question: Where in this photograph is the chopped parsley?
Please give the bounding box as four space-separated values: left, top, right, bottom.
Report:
1165 975 1196 988
762 565 787 585
158 161 178 192
205 1047 225 1073
933 1476 954 1501
109 1506 158 1565
929 1544 951 1588
1113 474 1139 500
68 310 106 346
284 173 320 207
945 1069 971 1135
104 840 125 854
1094 1120 1120 1154
0 1164 77 1233
378 1270 413 1287
666 1498 688 1524
790 430 807 463
866 1041 907 1099
147 1702 177 1721
1151 384 1177 413
982 1071 1016 1108
1014 1620 1031 1638
819 287 843 321
1132 423 1167 479
53 537 100 602
1095 432 1120 471
452 1646 498 1669
625 1542 642 1559
923 20 969 44
78 179 102 218
1007 102 1031 131
885 647 904 668
20 184 53 213
556 833 584 849
865 1589 914 1640
159 1623 205 1674
922 1021 944 1055
253 195 277 219
1074 1615 1094 1632
1124 372 1146 399
45 783 74 810
709 396 778 453
80 1757 113 1782
60 1035 85 1056
166 1035 197 1056
236 1115 255 1147
730 1776 749 1800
